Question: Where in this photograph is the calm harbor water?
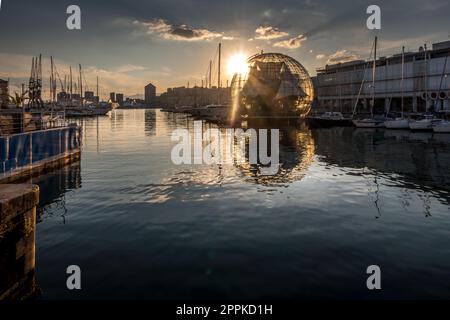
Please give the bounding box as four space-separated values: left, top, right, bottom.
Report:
33 109 450 299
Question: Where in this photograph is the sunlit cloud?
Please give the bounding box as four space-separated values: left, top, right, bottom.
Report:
115 64 148 73
134 19 224 42
316 54 326 59
326 50 360 64
255 26 289 40
137 18 172 34
273 35 307 49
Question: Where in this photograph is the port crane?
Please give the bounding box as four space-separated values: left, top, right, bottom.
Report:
28 55 44 109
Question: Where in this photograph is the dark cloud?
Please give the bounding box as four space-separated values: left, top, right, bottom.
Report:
134 19 223 41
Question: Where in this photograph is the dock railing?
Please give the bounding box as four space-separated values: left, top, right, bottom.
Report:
0 125 81 180
0 110 67 136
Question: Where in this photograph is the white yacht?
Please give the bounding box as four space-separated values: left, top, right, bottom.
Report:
433 121 450 133
351 37 385 129
385 47 410 130
384 118 410 129
409 115 442 131
307 112 352 127
352 118 385 128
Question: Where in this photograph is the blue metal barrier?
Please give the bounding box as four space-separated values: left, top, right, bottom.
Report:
0 126 81 175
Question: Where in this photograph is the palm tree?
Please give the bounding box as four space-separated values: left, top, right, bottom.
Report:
9 90 29 108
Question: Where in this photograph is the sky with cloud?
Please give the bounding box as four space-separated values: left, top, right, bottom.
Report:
0 0 449 99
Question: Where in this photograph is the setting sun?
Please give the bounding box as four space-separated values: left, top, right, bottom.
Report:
227 53 249 76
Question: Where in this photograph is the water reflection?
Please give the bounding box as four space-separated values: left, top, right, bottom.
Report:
33 161 82 222
312 127 450 206
236 123 315 186
144 109 157 136
7 110 450 300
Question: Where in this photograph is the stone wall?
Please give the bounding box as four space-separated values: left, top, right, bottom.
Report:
0 184 40 300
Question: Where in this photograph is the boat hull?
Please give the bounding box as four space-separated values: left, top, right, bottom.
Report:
352 119 385 128
384 119 410 129
433 123 450 133
409 121 434 131
90 108 111 116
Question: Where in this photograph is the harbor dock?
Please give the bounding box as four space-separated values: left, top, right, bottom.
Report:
0 184 39 300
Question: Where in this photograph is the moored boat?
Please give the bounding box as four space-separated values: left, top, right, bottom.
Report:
352 118 385 128
385 47 410 130
173 106 193 113
199 104 229 121
87 102 113 116
409 116 442 131
433 121 450 133
307 112 352 127
384 118 410 129
351 37 385 129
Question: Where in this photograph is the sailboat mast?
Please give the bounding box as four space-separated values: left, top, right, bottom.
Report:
79 64 83 106
50 56 54 103
69 66 73 102
209 60 212 89
371 36 377 118
218 43 221 89
217 43 222 104
96 76 99 101
49 76 52 103
424 44 428 112
401 46 405 117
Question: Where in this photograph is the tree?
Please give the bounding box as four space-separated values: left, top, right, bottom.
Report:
9 91 29 108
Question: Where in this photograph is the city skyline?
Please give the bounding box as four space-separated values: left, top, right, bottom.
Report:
0 0 449 99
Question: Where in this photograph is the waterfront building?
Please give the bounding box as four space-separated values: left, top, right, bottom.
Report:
109 92 116 102
159 86 231 109
0 79 8 108
116 93 124 105
145 83 156 104
314 40 450 115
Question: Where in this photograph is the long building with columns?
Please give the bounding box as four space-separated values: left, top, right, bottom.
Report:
314 40 450 115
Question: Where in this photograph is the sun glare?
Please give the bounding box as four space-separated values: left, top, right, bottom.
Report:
227 54 249 76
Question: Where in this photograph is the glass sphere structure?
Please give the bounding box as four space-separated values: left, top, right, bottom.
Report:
231 53 314 119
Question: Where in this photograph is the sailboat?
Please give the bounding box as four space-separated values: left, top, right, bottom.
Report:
408 44 443 130
190 43 232 122
432 51 450 133
352 36 386 128
385 46 410 129
433 121 450 133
